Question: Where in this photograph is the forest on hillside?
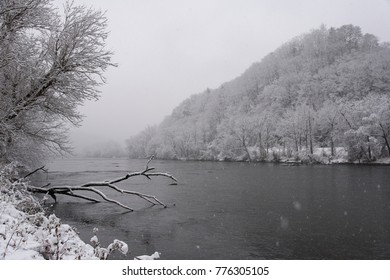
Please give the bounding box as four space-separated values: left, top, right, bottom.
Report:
126 25 390 163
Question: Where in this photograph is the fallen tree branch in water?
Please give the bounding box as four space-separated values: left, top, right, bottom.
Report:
27 157 177 211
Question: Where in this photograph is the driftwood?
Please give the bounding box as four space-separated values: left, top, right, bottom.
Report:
27 157 177 211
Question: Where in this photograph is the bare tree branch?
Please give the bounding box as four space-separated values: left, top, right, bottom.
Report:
23 165 47 178
0 0 116 165
26 157 177 211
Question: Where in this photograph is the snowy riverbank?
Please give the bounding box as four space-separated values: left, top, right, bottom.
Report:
0 163 130 260
0 163 98 259
150 146 390 166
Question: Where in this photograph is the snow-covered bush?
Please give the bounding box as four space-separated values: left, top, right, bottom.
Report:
90 228 129 260
0 166 96 259
0 163 129 260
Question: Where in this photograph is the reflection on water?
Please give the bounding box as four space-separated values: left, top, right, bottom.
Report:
32 158 390 259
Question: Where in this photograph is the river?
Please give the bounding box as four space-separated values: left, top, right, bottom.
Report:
32 158 390 259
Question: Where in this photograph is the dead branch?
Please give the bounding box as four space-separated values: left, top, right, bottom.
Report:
27 157 177 211
23 165 48 179
59 191 100 203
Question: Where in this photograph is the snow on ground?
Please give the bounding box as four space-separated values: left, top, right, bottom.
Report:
0 165 98 260
373 157 390 164
0 201 97 260
313 147 348 158
0 163 130 260
134 251 161 260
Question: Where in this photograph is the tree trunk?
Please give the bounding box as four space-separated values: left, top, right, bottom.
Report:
330 122 335 157
265 127 270 156
383 137 390 157
379 123 390 157
193 127 197 146
330 136 335 157
258 132 263 156
367 136 372 161
242 137 252 162
308 111 313 154
301 132 304 152
305 120 309 151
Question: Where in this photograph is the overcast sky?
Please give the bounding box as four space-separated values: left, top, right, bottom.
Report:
63 0 390 154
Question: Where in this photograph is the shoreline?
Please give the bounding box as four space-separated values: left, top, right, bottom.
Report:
57 155 390 166
126 156 390 166
0 163 130 260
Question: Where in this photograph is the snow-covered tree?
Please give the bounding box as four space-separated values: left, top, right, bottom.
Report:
0 0 115 166
216 114 258 161
314 101 342 156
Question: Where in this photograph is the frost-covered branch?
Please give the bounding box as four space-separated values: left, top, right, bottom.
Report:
0 0 116 166
90 228 128 260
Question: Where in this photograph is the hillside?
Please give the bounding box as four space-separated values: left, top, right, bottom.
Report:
126 25 390 163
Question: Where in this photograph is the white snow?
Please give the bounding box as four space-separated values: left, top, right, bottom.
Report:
374 158 390 164
0 163 130 260
293 201 302 211
90 235 99 246
107 239 129 255
0 201 97 260
134 251 161 260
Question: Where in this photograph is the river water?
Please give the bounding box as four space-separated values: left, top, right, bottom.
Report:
32 158 390 259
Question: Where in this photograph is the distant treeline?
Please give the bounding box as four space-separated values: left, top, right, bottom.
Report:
126 25 390 163
81 141 126 158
